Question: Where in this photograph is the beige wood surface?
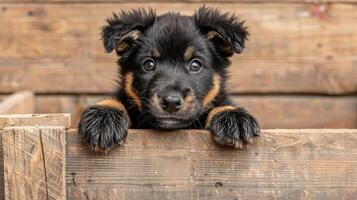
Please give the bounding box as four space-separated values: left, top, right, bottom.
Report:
1 0 357 3
0 113 71 129
2 126 66 200
34 95 357 129
0 91 34 114
0 3 356 94
66 129 357 200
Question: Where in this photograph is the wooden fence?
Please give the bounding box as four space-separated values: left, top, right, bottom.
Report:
1 114 357 199
0 0 356 129
0 89 356 200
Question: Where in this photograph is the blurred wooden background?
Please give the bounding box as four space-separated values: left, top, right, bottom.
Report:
0 0 356 128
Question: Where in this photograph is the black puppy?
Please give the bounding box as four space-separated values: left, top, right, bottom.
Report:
79 7 260 152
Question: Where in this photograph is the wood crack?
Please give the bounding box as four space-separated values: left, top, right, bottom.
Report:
39 130 49 200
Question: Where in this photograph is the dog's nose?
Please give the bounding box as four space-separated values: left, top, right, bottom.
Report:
160 94 183 113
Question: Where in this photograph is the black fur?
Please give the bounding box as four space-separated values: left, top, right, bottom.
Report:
210 108 260 147
79 6 260 151
79 105 129 151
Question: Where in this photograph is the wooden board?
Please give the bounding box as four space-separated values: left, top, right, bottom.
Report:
0 131 4 200
0 113 71 129
34 95 357 129
1 0 357 3
0 58 355 94
66 129 357 199
0 3 356 94
0 91 34 114
2 126 66 200
234 96 357 129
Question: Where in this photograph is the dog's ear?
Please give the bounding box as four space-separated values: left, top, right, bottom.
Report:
102 8 156 55
193 6 248 56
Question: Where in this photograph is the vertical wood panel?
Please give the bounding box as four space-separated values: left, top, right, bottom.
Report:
2 126 66 200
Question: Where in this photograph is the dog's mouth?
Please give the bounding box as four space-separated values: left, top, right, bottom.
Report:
154 117 192 129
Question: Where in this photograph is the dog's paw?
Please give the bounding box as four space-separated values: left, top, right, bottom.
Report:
78 105 129 152
209 108 260 148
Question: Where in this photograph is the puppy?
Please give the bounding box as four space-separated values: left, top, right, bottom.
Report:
79 6 260 152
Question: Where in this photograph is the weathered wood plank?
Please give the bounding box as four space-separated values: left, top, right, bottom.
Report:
3 126 66 200
0 113 71 129
0 3 356 94
0 58 355 94
34 95 357 128
0 0 356 3
0 91 34 114
66 129 357 200
0 129 4 200
234 96 357 128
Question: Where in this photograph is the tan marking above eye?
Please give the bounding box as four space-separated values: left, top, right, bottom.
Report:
202 74 221 107
124 72 142 111
184 46 195 60
205 105 236 128
152 48 160 58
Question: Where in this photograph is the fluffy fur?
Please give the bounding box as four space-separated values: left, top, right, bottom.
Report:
79 6 260 152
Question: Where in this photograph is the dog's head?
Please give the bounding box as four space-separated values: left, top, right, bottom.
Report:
102 7 248 129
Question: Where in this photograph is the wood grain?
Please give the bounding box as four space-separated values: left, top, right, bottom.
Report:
66 129 357 200
1 0 357 3
234 96 357 129
0 3 356 94
2 126 66 200
0 91 34 114
0 113 71 129
34 95 357 129
0 130 4 200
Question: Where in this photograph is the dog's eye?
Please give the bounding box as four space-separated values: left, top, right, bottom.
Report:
143 58 156 71
189 59 203 73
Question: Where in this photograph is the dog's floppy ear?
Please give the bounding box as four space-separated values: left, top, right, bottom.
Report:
102 8 156 55
193 6 248 56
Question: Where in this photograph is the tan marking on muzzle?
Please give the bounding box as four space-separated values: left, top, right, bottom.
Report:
203 74 221 107
184 46 195 60
181 93 194 111
205 105 235 128
124 72 142 111
152 94 161 108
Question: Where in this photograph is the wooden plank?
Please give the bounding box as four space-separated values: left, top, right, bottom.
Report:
0 129 4 200
0 113 70 198
0 3 356 94
234 95 357 128
0 0 356 3
0 58 355 94
0 113 71 129
2 126 66 200
35 95 105 127
34 95 357 128
0 91 34 114
66 129 357 199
